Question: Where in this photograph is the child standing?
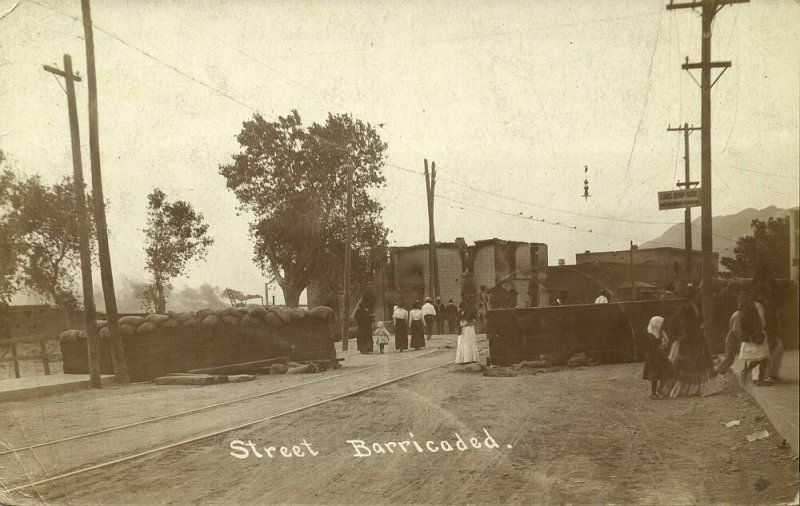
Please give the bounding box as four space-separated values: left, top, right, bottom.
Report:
373 321 391 354
643 316 672 399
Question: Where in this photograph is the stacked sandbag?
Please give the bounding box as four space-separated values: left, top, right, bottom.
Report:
56 305 337 340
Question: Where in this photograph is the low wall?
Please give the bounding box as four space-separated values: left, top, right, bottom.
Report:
486 299 687 366
60 305 336 382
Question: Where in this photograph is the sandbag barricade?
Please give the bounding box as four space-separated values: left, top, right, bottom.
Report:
60 305 336 382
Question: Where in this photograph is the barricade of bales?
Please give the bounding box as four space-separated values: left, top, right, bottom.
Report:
59 305 337 382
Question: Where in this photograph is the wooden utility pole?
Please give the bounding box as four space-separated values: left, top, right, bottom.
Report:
44 55 102 388
630 241 637 301
81 0 129 384
667 123 701 285
667 0 748 343
341 162 353 352
424 159 440 300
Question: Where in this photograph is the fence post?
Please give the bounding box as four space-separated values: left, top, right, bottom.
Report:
40 340 51 375
11 343 20 378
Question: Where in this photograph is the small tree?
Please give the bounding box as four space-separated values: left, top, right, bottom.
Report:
142 189 213 313
2 165 96 309
721 217 790 278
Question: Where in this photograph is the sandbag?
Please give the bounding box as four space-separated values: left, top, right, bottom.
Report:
161 318 179 328
270 363 288 375
120 324 135 336
264 312 283 326
227 374 256 383
119 315 145 327
96 320 108 330
59 329 81 342
99 327 110 338
309 306 335 320
182 318 200 327
287 363 318 374
171 311 194 323
289 307 308 321
235 306 249 315
273 307 292 324
248 306 268 318
201 315 220 326
137 321 158 334
240 314 259 326
222 315 241 325
145 313 170 324
221 306 240 317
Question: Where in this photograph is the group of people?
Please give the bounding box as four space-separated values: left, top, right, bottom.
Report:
353 297 480 364
642 284 784 399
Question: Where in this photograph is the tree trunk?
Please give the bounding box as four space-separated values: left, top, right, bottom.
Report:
155 279 166 314
282 284 302 308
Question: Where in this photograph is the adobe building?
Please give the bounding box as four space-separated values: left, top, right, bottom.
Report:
576 246 718 288
388 238 548 308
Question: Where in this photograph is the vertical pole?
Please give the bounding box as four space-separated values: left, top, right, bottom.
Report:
700 1 715 346
424 159 437 299
683 123 693 286
81 0 129 384
40 340 51 375
341 162 353 351
630 241 637 301
63 54 102 388
264 283 268 307
431 162 440 300
11 344 20 378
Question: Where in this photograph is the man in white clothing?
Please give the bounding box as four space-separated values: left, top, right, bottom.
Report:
421 297 437 341
594 289 609 304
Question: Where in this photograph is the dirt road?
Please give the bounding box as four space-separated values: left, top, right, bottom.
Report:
3 338 796 505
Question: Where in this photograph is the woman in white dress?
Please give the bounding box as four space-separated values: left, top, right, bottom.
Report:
733 295 772 386
455 305 479 364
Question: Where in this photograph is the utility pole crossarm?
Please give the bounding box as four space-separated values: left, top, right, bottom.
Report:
43 65 82 81
667 0 749 10
682 61 731 70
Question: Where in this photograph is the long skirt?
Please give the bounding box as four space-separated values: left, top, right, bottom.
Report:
394 319 409 350
455 325 479 364
409 320 425 350
642 342 671 382
358 326 373 353
663 336 715 397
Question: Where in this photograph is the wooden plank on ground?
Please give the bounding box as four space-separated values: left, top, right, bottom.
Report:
154 374 229 386
187 356 290 375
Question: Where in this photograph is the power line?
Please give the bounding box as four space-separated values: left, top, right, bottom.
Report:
385 163 679 226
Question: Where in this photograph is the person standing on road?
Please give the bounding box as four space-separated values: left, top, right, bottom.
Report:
409 301 426 351
421 297 437 342
455 304 479 364
735 295 772 386
594 289 609 304
373 321 390 354
354 303 373 354
643 316 672 399
393 302 409 352
445 299 459 334
716 292 749 376
435 297 446 335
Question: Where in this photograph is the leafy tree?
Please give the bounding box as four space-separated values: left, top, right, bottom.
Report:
219 111 389 308
1 162 96 308
721 216 790 278
141 189 213 313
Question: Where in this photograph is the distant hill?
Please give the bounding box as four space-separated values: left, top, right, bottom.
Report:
641 206 794 259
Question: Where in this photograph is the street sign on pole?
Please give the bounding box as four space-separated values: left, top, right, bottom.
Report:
658 188 702 211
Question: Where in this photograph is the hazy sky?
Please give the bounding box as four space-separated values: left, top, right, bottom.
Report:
1 0 798 309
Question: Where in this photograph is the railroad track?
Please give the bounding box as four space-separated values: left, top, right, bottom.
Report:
3 342 488 496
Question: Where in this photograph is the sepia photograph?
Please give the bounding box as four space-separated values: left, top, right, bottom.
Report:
0 0 798 504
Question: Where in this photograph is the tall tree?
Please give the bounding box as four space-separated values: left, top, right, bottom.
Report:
142 189 213 313
219 111 389 308
721 216 790 278
1 164 96 308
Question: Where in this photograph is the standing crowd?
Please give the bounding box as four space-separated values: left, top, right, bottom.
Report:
352 297 480 364
642 278 785 399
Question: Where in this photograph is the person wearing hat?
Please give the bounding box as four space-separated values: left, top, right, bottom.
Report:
421 297 437 341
